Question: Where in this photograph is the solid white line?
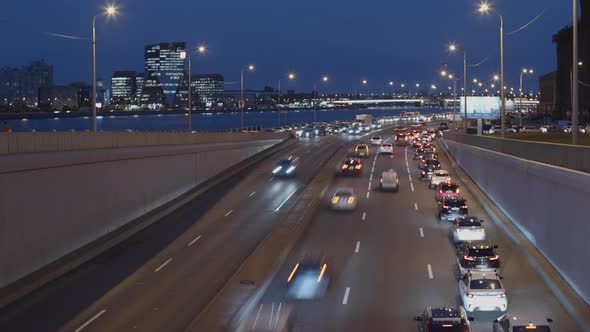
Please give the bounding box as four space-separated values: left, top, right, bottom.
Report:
366 191 370 199
154 258 173 273
74 309 106 332
187 235 202 246
342 287 351 304
414 203 419 211
362 212 366 221
224 210 233 217
419 227 424 238
410 182 415 192
275 188 298 212
249 191 256 197
252 304 263 329
427 264 434 279
355 241 360 253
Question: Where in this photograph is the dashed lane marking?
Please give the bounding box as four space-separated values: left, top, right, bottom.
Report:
427 264 434 279
410 182 415 192
224 210 233 217
74 310 107 332
355 241 360 253
419 227 424 238
154 258 173 273
249 191 256 197
362 212 366 221
366 191 370 199
414 203 419 211
342 287 351 304
187 235 202 246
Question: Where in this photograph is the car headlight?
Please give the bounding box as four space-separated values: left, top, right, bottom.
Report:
286 166 296 174
272 166 282 174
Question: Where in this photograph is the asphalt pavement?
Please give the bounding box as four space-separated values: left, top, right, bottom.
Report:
255 128 582 332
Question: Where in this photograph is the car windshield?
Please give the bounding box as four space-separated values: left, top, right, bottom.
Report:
512 327 551 332
372 137 381 140
441 184 458 191
458 219 480 227
446 200 465 207
469 279 502 289
467 248 495 257
435 172 449 177
382 144 392 147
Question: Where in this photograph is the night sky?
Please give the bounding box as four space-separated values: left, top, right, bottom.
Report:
0 0 571 93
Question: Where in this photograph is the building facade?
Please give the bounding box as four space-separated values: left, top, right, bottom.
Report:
0 60 53 110
111 71 138 106
140 42 187 109
552 0 590 122
38 85 79 111
191 74 224 108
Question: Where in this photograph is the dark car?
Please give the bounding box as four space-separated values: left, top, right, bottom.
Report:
395 133 411 146
439 122 449 131
456 240 500 274
493 314 553 332
415 306 472 332
272 156 299 177
419 159 442 180
286 255 329 300
436 182 460 201
438 196 468 221
340 158 362 176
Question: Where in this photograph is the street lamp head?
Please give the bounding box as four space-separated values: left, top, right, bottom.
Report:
473 78 478 83
491 84 495 88
197 44 207 54
431 84 437 90
448 74 454 79
362 79 368 85
288 73 295 80
448 43 457 52
578 61 584 66
248 65 255 71
105 4 118 16
401 83 405 88
441 70 447 77
478 82 483 87
323 76 329 82
389 81 394 86
522 68 528 73
479 2 491 13
493 74 500 81
415 83 420 87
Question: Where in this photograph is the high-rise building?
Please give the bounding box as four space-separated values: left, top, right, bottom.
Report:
38 85 79 111
135 73 144 104
140 42 187 108
111 71 137 105
0 60 53 109
191 74 224 107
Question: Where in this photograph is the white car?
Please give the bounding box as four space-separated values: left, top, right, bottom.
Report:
519 126 540 133
379 143 394 155
370 136 383 145
540 125 557 133
563 125 587 133
380 169 399 192
488 126 516 134
451 216 486 243
429 170 451 189
331 188 357 211
459 271 507 313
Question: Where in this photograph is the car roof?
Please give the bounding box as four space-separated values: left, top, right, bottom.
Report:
464 240 493 249
498 313 553 326
335 188 355 195
430 307 462 320
468 271 501 281
434 170 449 174
344 158 361 163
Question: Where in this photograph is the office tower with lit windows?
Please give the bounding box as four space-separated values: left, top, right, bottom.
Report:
111 71 137 105
140 42 187 108
191 74 224 107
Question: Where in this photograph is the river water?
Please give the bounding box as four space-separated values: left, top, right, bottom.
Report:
5 107 449 132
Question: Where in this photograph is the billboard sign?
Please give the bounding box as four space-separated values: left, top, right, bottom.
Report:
459 96 500 119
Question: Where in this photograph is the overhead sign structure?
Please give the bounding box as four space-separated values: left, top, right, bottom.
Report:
459 96 501 119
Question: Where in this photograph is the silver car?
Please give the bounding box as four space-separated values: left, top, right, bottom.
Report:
451 216 486 243
330 188 357 211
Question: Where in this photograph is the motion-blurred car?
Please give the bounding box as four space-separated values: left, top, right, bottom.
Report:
370 136 383 145
380 169 399 192
459 271 507 313
438 196 468 221
519 126 541 133
540 125 558 133
331 188 357 211
414 306 473 332
340 158 362 176
436 182 460 202
301 128 316 138
235 303 294 332
394 133 411 146
493 314 553 332
286 256 329 300
355 144 370 158
379 143 394 155
451 216 486 243
456 240 500 274
429 170 451 189
272 156 299 177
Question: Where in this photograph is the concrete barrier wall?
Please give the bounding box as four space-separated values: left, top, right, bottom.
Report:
0 139 283 288
0 131 288 154
444 139 590 304
443 132 590 173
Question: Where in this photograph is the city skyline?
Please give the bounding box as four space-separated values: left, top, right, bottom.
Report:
0 0 572 92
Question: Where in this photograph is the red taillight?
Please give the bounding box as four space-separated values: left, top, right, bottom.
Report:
464 255 475 261
497 293 506 298
489 255 499 261
461 206 468 209
467 293 475 298
439 190 443 193
442 205 449 209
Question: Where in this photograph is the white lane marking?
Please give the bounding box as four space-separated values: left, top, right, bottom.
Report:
249 191 256 197
414 203 419 211
224 210 233 217
362 212 366 221
274 302 282 329
366 191 370 199
267 177 274 182
407 167 411 174
410 182 415 192
427 264 434 279
269 303 274 329
355 241 360 253
187 235 202 246
275 187 299 212
408 174 412 182
367 182 372 191
371 166 375 173
154 258 173 272
342 287 351 304
419 227 424 238
252 304 263 329
74 309 107 332
369 174 373 181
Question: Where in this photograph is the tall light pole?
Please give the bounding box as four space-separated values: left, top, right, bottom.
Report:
572 0 580 144
519 68 534 128
184 44 207 131
442 71 459 129
479 2 506 138
449 43 468 132
92 5 118 132
240 64 255 129
277 72 295 126
313 75 329 123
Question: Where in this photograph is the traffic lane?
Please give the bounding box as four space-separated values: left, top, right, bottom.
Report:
409 142 579 331
0 138 317 332
58 138 345 332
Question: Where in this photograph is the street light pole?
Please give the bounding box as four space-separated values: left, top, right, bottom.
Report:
92 16 97 132
518 69 533 128
463 51 468 132
188 53 192 131
240 69 244 129
572 0 580 144
500 14 506 138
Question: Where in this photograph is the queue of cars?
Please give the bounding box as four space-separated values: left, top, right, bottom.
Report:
412 127 553 332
